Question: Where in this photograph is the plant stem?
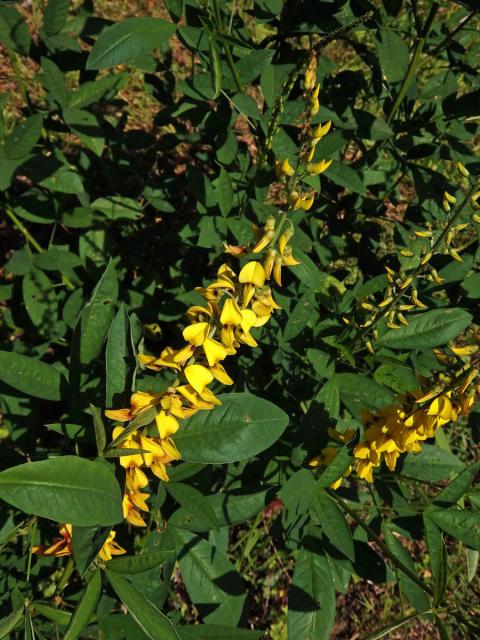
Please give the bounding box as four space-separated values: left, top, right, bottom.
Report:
55 557 75 594
329 490 434 597
3 207 76 291
237 11 374 218
386 3 439 126
211 0 242 93
428 9 477 58
4 207 44 253
351 178 480 346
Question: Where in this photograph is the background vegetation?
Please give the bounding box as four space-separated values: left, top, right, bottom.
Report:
0 0 479 638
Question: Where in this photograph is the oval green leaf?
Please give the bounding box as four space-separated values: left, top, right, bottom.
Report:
379 308 472 350
86 18 176 70
105 570 180 640
172 392 288 463
0 456 123 526
0 351 64 401
64 569 102 640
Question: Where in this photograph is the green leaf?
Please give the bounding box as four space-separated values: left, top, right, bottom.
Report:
169 489 267 532
178 625 262 640
379 309 472 350
326 161 366 195
43 0 70 36
63 108 105 157
164 0 184 22
208 37 222 100
68 74 125 109
106 303 134 407
0 351 64 401
0 456 123 526
173 392 288 463
236 49 274 85
0 606 24 639
5 114 43 160
72 525 111 575
215 168 233 216
166 482 219 531
317 447 353 489
32 603 71 626
287 547 335 640
41 56 69 108
107 548 176 574
466 547 479 584
423 516 447 606
0 7 30 55
376 27 410 84
312 490 354 561
284 292 316 341
383 525 430 612
87 18 176 70
399 445 464 482
432 462 480 506
105 570 181 639
74 259 119 366
427 508 480 550
171 528 247 626
360 610 432 640
91 196 143 221
90 404 106 455
64 569 102 640
335 373 395 416
22 267 58 333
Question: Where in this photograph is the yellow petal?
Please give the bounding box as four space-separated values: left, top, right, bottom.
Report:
156 411 180 439
105 408 131 422
239 261 265 287
184 364 214 394
183 321 209 346
211 363 233 385
220 298 243 326
203 337 228 366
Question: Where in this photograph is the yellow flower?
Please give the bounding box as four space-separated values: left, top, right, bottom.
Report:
183 321 209 346
156 411 180 439
105 391 160 422
275 158 295 179
307 159 332 175
112 427 145 469
184 364 214 395
239 261 266 287
122 468 150 526
140 435 180 481
292 193 315 211
32 524 73 557
203 337 228 366
98 530 126 562
311 120 332 143
220 297 243 325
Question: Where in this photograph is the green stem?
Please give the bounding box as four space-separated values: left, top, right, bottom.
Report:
329 490 434 597
6 50 31 112
428 9 477 58
386 3 439 126
352 178 479 346
26 519 37 587
237 11 374 218
3 207 76 291
4 207 44 253
55 557 75 594
211 0 242 93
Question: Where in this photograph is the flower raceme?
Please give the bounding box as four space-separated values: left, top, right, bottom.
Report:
310 367 478 486
106 252 293 526
104 55 333 528
33 524 126 562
